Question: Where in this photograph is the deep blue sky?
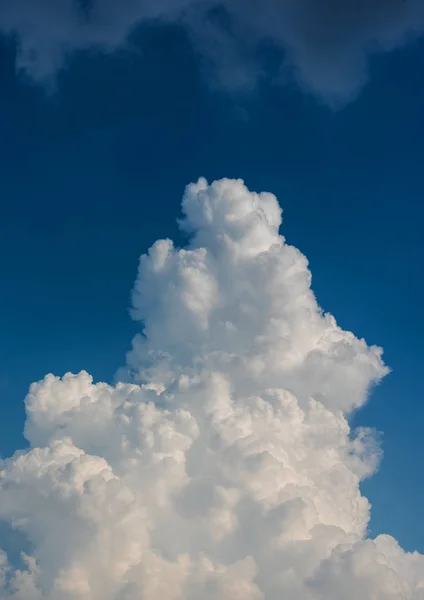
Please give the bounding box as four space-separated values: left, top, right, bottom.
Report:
1 25 423 552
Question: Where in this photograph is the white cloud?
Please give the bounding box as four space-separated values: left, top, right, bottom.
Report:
1 0 424 103
1 178 423 599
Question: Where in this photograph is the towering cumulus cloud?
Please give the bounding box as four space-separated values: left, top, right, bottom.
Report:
1 0 424 102
1 178 423 599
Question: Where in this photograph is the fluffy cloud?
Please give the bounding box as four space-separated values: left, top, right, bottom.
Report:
0 178 423 599
0 0 423 102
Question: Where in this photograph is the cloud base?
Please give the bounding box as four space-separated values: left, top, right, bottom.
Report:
1 0 424 102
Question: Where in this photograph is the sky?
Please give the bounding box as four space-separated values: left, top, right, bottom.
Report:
0 2 424 599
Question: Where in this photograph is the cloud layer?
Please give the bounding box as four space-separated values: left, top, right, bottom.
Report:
1 0 424 102
0 178 423 599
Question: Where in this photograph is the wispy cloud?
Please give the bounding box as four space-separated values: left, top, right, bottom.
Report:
1 0 423 103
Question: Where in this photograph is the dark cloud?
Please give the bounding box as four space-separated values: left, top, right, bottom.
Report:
1 0 423 103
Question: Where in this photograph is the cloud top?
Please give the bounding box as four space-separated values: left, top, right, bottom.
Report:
1 178 422 599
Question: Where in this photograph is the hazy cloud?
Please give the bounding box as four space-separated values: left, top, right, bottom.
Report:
0 0 423 102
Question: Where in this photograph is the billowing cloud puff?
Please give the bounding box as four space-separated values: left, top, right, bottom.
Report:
1 178 423 599
0 0 423 103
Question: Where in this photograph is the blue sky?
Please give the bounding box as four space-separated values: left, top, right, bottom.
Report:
1 16 424 558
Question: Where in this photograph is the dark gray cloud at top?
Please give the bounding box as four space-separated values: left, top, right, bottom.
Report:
1 0 423 103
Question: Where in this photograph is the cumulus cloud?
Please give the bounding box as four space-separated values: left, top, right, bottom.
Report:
0 177 423 599
1 0 423 102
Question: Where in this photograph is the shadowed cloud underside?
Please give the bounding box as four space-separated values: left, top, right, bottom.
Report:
1 0 424 103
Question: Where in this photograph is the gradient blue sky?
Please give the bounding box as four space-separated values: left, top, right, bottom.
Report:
0 23 423 553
